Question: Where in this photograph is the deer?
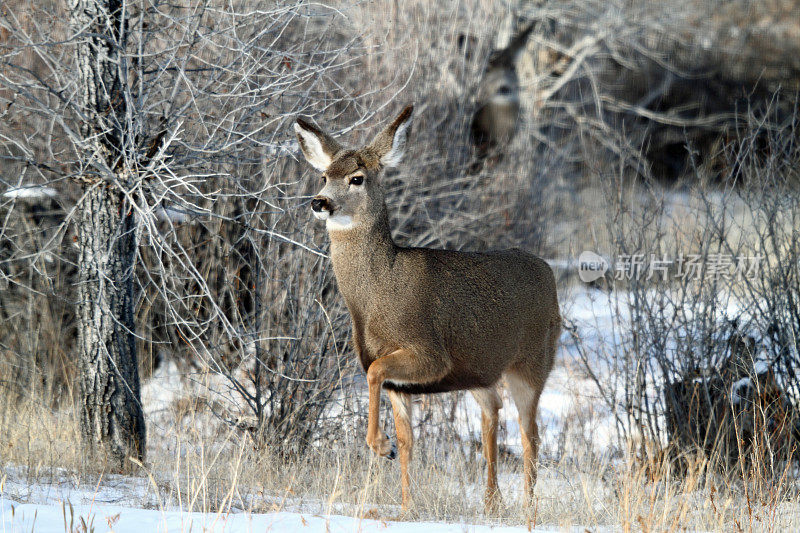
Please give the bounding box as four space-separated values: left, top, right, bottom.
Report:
294 105 561 513
470 21 536 165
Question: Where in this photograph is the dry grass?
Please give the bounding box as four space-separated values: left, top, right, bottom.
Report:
3 364 800 531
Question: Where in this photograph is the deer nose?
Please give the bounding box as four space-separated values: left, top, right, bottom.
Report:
311 196 332 213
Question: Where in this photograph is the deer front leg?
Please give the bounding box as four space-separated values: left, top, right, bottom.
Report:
365 348 449 459
366 363 396 459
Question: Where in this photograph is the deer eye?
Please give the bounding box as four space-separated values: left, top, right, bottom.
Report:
321 175 327 184
349 175 364 186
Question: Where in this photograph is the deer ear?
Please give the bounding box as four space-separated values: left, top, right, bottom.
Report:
368 105 413 168
489 21 535 67
294 117 342 171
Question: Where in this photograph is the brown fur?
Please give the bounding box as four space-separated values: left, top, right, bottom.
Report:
295 105 561 512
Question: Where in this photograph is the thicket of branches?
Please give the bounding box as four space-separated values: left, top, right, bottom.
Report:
0 0 376 457
569 106 800 475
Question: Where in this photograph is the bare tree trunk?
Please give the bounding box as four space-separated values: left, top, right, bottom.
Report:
76 184 145 469
70 0 145 468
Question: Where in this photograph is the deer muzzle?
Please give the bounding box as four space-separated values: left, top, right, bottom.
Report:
311 196 333 220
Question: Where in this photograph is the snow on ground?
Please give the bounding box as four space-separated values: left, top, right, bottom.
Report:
1 463 574 533
0 499 560 533
0 470 558 533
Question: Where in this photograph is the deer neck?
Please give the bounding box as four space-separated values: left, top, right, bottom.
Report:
328 203 397 310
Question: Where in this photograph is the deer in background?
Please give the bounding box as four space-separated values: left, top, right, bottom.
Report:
294 105 561 512
470 22 536 166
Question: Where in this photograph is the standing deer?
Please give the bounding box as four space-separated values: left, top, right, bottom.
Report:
470 22 536 164
294 105 560 512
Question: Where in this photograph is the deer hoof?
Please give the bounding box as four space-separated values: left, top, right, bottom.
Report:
367 432 396 458
386 440 397 460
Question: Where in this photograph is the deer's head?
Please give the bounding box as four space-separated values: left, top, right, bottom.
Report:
294 105 413 232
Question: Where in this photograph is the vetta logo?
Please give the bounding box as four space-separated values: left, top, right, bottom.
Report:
578 251 608 283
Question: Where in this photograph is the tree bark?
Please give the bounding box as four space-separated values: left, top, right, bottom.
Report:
76 184 145 469
70 0 145 468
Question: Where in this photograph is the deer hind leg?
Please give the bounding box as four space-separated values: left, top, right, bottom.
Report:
505 370 544 504
388 390 413 512
471 387 503 513
365 348 449 460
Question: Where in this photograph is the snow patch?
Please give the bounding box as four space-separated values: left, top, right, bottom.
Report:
730 377 752 405
754 360 769 375
3 186 57 200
